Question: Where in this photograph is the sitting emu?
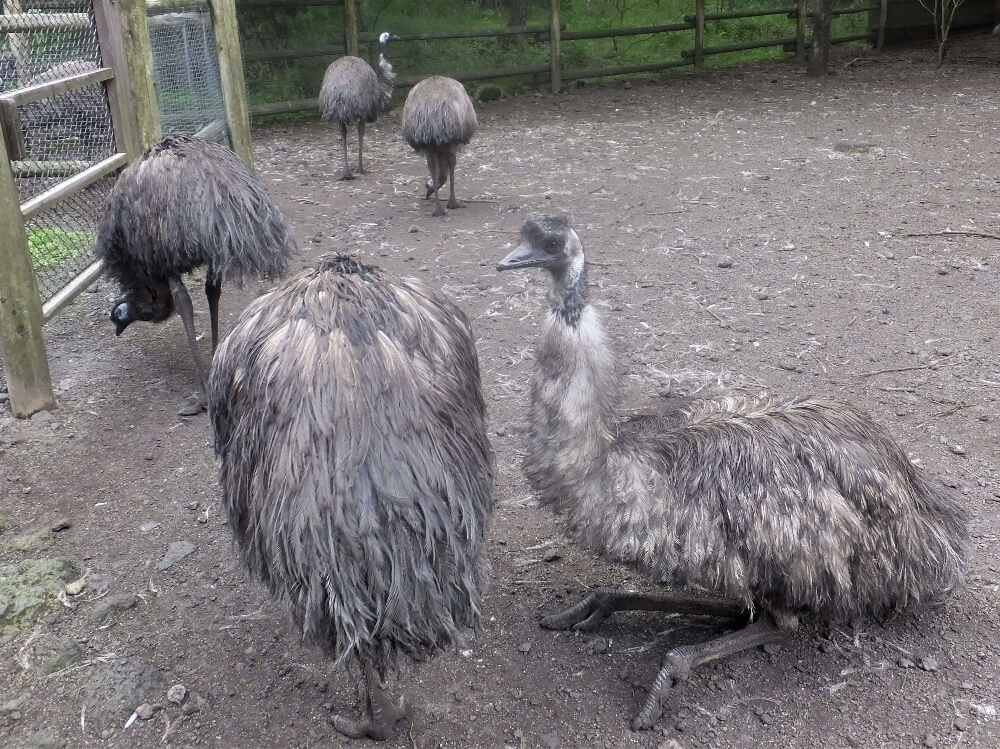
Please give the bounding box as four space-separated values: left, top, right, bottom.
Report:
496 216 968 731
319 31 397 180
95 134 294 414
209 254 495 740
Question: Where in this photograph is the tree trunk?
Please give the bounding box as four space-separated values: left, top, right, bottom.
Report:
806 0 832 77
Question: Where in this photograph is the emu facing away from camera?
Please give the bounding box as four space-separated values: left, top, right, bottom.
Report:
209 254 495 740
496 216 968 731
95 134 294 415
319 32 396 180
401 75 477 217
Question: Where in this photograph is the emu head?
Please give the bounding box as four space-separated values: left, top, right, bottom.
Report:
497 216 584 280
109 282 174 336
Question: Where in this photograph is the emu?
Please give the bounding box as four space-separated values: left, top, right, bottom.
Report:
319 32 396 180
401 75 477 217
209 254 495 740
95 134 294 415
496 216 968 731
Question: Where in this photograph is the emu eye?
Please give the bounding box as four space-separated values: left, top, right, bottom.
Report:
543 239 561 254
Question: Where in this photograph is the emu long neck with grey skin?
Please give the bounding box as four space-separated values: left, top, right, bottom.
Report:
377 43 395 107
524 255 620 512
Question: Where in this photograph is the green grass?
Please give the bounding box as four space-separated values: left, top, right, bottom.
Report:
240 0 870 108
27 227 95 270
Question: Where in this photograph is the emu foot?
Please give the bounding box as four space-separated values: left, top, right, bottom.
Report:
356 165 368 175
431 204 446 217
332 693 406 741
447 198 467 209
178 394 206 416
337 169 355 181
540 591 614 633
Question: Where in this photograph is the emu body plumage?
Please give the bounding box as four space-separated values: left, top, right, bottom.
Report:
401 76 477 216
95 134 294 413
209 254 495 740
497 216 968 730
319 34 395 180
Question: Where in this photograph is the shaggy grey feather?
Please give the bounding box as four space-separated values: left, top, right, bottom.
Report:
94 134 295 413
208 253 494 739
401 76 477 216
498 216 968 729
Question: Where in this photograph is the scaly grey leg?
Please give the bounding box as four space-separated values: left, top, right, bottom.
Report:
338 122 354 181
332 663 406 741
446 149 465 209
168 277 208 416
357 122 367 174
204 270 221 353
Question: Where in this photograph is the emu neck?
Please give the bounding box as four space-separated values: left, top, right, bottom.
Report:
525 257 619 512
377 51 395 102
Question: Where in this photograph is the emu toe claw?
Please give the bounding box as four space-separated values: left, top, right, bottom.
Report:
431 205 446 217
178 394 207 416
338 170 355 181
332 695 406 741
447 198 467 209
539 593 611 632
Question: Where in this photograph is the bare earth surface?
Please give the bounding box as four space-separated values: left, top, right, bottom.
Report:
1 38 999 749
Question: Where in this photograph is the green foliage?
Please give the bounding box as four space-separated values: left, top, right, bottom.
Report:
239 0 870 107
27 227 94 270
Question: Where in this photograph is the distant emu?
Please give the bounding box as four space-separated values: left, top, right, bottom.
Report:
209 254 495 740
95 134 294 414
496 216 968 731
319 32 397 180
401 75 477 217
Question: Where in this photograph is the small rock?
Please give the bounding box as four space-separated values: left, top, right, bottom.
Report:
953 717 968 732
543 550 561 563
90 593 138 622
477 83 502 102
64 577 87 596
897 657 915 669
919 656 939 672
30 410 54 424
50 518 72 532
755 290 771 301
408 225 420 233
182 693 203 715
155 541 196 571
517 642 532 654
960 681 974 690
87 283 99 293
591 638 609 655
0 694 28 716
717 255 734 268
949 444 966 456
923 733 937 747
539 732 560 749
762 643 782 655
136 703 155 720
166 684 186 705
139 521 160 533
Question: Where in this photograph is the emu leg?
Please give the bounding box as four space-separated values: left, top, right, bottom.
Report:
430 150 446 217
168 277 208 416
446 149 465 209
540 587 748 633
205 271 221 353
338 123 354 181
631 617 788 731
332 663 406 741
357 122 367 174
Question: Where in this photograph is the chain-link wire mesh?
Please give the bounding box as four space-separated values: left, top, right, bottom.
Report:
148 5 230 144
238 0 345 110
2 0 117 310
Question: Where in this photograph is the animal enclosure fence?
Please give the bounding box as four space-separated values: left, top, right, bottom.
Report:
239 0 901 117
0 0 251 417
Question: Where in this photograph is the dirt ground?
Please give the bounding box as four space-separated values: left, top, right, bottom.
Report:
2 37 999 749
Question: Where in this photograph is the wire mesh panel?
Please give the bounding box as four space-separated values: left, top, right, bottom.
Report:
148 6 229 144
237 0 345 110
1 0 117 305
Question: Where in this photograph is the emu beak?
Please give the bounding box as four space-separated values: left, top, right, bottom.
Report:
497 244 552 272
114 321 128 336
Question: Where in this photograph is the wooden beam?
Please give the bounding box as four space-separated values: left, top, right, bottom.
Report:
210 0 254 167
561 23 692 41
93 0 142 158
344 0 359 57
795 0 808 61
0 12 91 32
0 124 55 418
118 0 162 149
0 68 113 108
694 0 706 74
877 0 889 50
12 160 91 177
549 0 561 94
6 0 31 87
358 24 553 43
20 152 129 221
42 260 105 321
0 99 26 161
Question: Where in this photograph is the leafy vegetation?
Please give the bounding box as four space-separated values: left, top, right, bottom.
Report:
238 0 870 110
27 226 94 270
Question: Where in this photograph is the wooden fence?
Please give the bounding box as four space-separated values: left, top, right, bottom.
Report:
245 0 893 117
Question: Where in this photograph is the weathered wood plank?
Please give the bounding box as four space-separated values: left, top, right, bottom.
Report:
344 0 359 57
118 0 162 149
0 12 91 32
549 0 561 94
42 260 105 321
694 0 705 73
12 160 91 177
0 124 55 417
0 68 113 108
93 0 142 158
210 0 254 168
20 152 128 221
0 99 26 161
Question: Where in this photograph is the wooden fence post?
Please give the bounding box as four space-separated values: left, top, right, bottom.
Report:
92 0 142 159
795 0 808 61
876 0 888 50
211 0 254 168
549 0 561 93
117 0 162 149
344 0 359 57
0 127 55 418
694 0 705 73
